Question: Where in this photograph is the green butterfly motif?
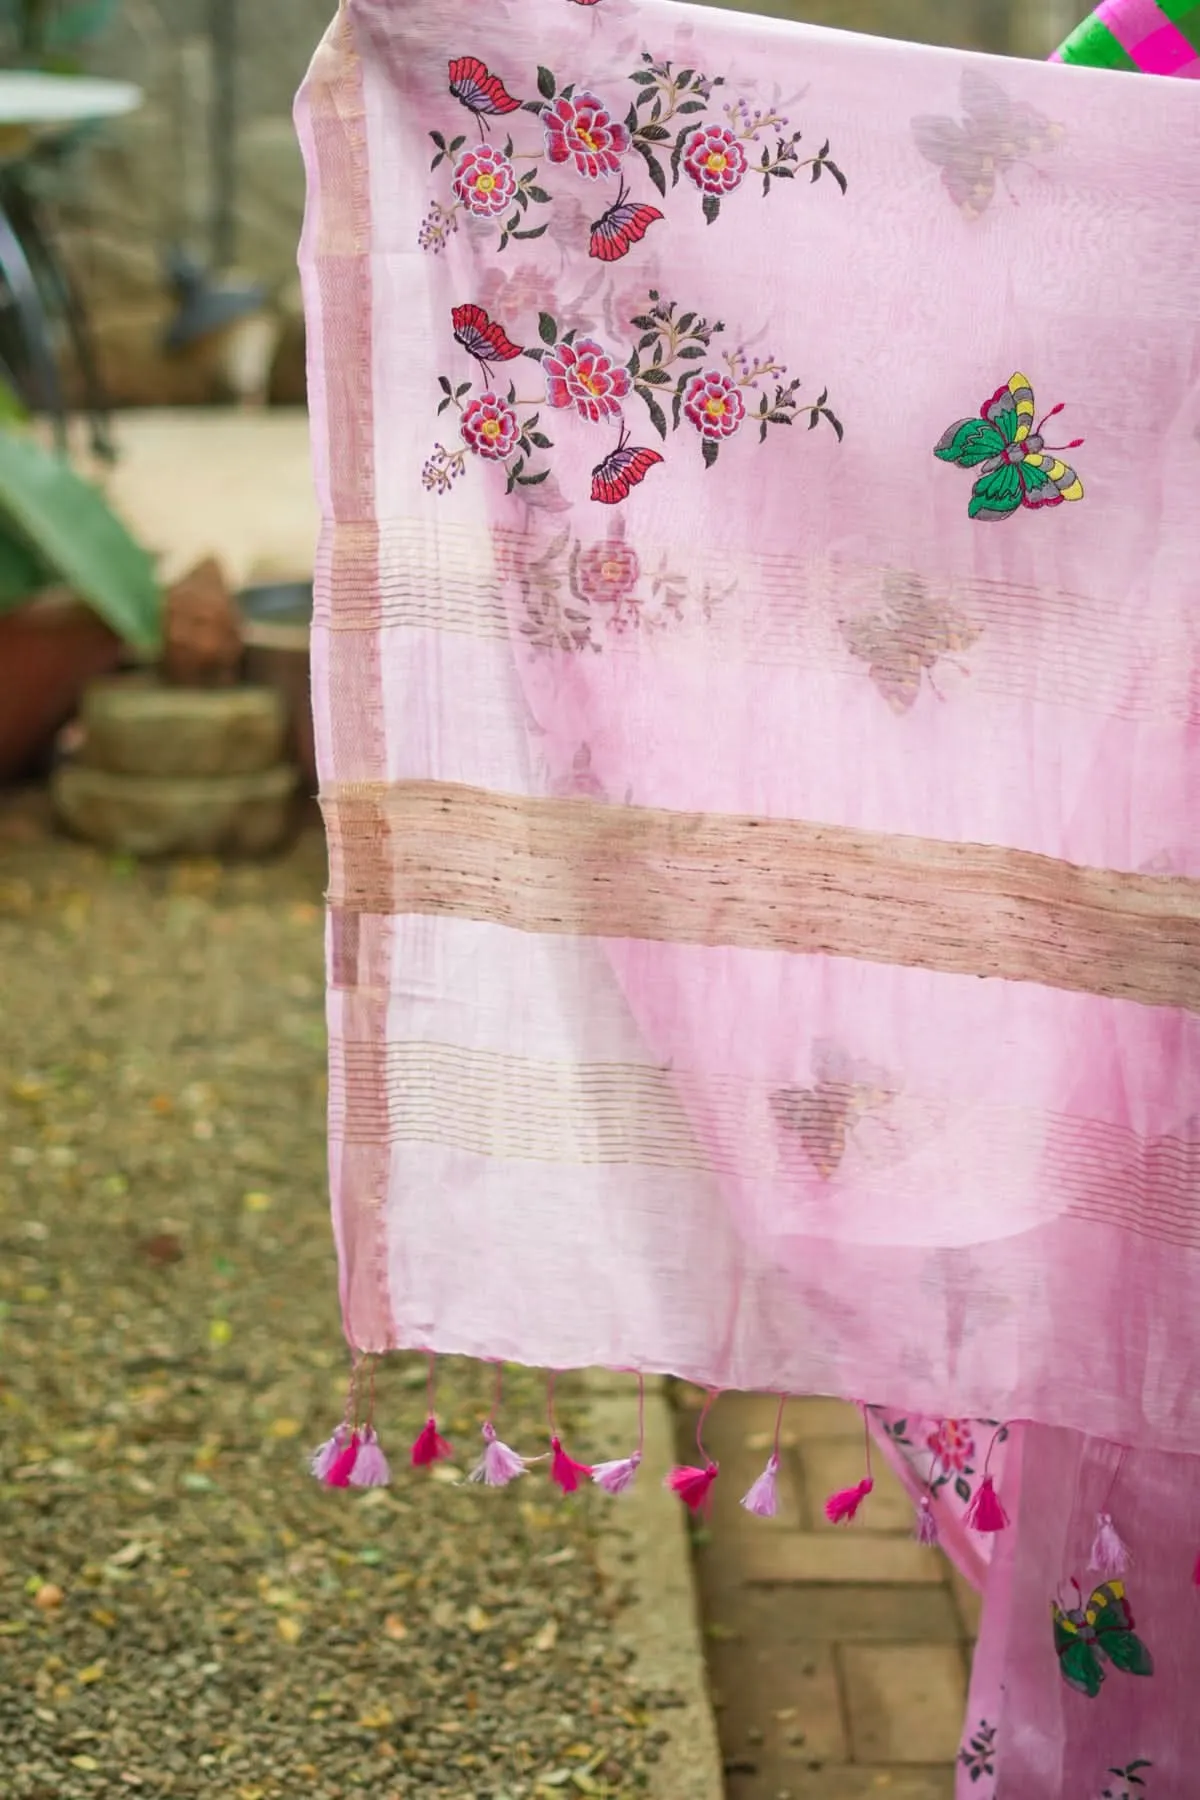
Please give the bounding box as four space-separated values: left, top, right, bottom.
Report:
935 372 1085 520
1051 1580 1154 1699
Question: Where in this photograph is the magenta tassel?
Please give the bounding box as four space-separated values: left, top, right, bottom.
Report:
665 1460 719 1515
324 1431 361 1489
741 1452 780 1519
591 1452 642 1496
825 1476 874 1525
1089 1512 1129 1577
469 1420 527 1488
1192 1552 1200 1588
411 1417 455 1468
310 1423 350 1482
550 1436 592 1495
967 1475 1008 1533
916 1494 939 1546
348 1427 391 1488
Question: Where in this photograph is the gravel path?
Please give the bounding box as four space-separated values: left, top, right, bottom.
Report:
0 817 660 1799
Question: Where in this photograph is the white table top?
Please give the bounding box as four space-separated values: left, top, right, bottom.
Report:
0 72 141 128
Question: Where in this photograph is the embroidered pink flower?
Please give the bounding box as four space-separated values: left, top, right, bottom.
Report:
460 392 521 461
578 540 640 604
682 123 749 196
544 337 631 423
926 1419 975 1473
543 92 630 179
682 370 746 441
452 143 517 218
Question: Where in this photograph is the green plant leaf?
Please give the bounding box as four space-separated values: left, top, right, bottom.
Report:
0 528 50 613
0 430 160 648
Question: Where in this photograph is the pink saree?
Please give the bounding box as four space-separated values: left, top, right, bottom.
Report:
296 0 1200 1791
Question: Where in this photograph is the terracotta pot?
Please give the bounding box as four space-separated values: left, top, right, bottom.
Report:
0 591 122 783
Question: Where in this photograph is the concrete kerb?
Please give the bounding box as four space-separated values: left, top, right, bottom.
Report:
582 1372 723 1800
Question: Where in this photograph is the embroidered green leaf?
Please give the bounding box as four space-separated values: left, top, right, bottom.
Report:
637 145 667 199
537 66 556 100
638 390 668 442
630 69 657 86
640 367 671 386
511 224 550 241
702 437 720 470
528 433 552 450
676 344 705 361
678 98 707 115
517 469 550 486
526 186 552 205
956 1476 972 1504
637 123 671 144
702 194 720 226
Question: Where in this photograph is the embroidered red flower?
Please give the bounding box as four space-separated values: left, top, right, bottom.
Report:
578 539 640 604
460 392 521 461
543 92 630 179
926 1419 975 1473
452 144 517 217
682 370 746 441
682 123 749 196
545 337 631 422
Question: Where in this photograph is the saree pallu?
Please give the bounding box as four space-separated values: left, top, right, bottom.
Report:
296 1 1200 1791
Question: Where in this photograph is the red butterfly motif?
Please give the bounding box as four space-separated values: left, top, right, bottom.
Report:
589 184 664 264
590 431 664 505
452 303 523 368
448 55 522 124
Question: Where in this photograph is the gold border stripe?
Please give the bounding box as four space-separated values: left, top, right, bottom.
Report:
322 781 1200 1012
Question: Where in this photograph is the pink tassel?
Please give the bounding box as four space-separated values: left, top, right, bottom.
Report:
967 1475 1008 1533
348 1427 391 1488
666 1460 719 1514
324 1431 361 1489
916 1494 939 1546
1089 1512 1129 1577
550 1436 592 1495
741 1452 780 1519
1192 1552 1200 1588
824 1476 873 1525
411 1417 454 1468
469 1420 527 1488
591 1452 642 1496
310 1423 350 1482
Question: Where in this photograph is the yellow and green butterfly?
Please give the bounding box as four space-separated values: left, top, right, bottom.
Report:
1052 1580 1154 1699
935 372 1084 521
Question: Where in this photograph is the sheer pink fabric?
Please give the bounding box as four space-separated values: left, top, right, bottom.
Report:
297 2 1200 1791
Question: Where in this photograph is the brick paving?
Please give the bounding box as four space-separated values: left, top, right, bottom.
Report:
677 1390 977 1800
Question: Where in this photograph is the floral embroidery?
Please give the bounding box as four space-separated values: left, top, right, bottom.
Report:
682 370 746 442
452 141 519 216
626 291 842 470
544 335 632 421
460 393 522 461
1099 1762 1152 1799
913 69 1061 220
577 537 640 605
926 1418 975 1475
935 373 1084 521
420 47 845 259
427 290 840 504
543 90 630 176
682 122 748 196
959 1719 997 1785
515 520 732 651
841 573 980 713
1052 1581 1154 1698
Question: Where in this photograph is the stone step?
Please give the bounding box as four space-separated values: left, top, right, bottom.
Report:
52 761 297 858
79 676 286 778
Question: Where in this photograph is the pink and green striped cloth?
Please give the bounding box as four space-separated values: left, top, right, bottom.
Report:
1053 0 1200 75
